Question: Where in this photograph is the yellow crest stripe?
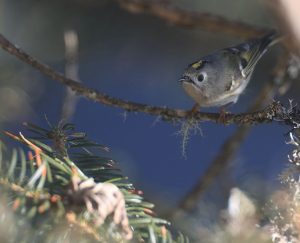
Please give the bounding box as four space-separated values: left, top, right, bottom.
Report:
191 61 203 69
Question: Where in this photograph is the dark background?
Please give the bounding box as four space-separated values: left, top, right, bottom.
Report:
0 0 298 228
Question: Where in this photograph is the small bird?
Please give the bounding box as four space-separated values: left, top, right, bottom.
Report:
179 31 279 116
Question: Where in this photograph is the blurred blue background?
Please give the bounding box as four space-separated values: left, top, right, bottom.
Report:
0 0 298 221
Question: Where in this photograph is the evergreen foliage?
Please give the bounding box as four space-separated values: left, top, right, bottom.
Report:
0 122 189 243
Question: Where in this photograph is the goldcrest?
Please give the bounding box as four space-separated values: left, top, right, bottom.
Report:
180 31 279 108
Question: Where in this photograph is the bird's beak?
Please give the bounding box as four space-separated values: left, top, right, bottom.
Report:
179 75 193 84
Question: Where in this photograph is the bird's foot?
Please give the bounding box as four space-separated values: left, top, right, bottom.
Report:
186 104 200 119
218 107 231 124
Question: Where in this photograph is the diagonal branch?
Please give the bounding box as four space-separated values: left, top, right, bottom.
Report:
0 33 289 126
117 0 269 38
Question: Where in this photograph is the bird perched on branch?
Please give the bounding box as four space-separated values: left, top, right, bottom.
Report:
179 31 280 118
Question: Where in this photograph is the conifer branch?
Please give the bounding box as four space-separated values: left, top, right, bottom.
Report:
1 122 190 242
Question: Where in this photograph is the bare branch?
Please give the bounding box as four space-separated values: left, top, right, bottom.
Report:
0 33 292 126
117 0 269 38
61 30 80 121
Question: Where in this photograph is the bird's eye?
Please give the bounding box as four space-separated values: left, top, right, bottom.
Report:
197 74 205 82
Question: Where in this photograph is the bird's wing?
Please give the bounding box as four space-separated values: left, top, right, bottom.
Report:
228 31 279 78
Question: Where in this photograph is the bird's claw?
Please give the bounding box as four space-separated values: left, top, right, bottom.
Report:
218 108 230 124
186 104 200 119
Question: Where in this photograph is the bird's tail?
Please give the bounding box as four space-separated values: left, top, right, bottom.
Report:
241 30 280 77
257 30 281 51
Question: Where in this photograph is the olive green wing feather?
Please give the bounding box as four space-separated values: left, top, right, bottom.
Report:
229 31 280 78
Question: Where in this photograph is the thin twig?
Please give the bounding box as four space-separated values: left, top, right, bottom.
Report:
173 53 292 215
0 33 290 126
0 178 59 201
61 30 80 121
117 0 269 38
